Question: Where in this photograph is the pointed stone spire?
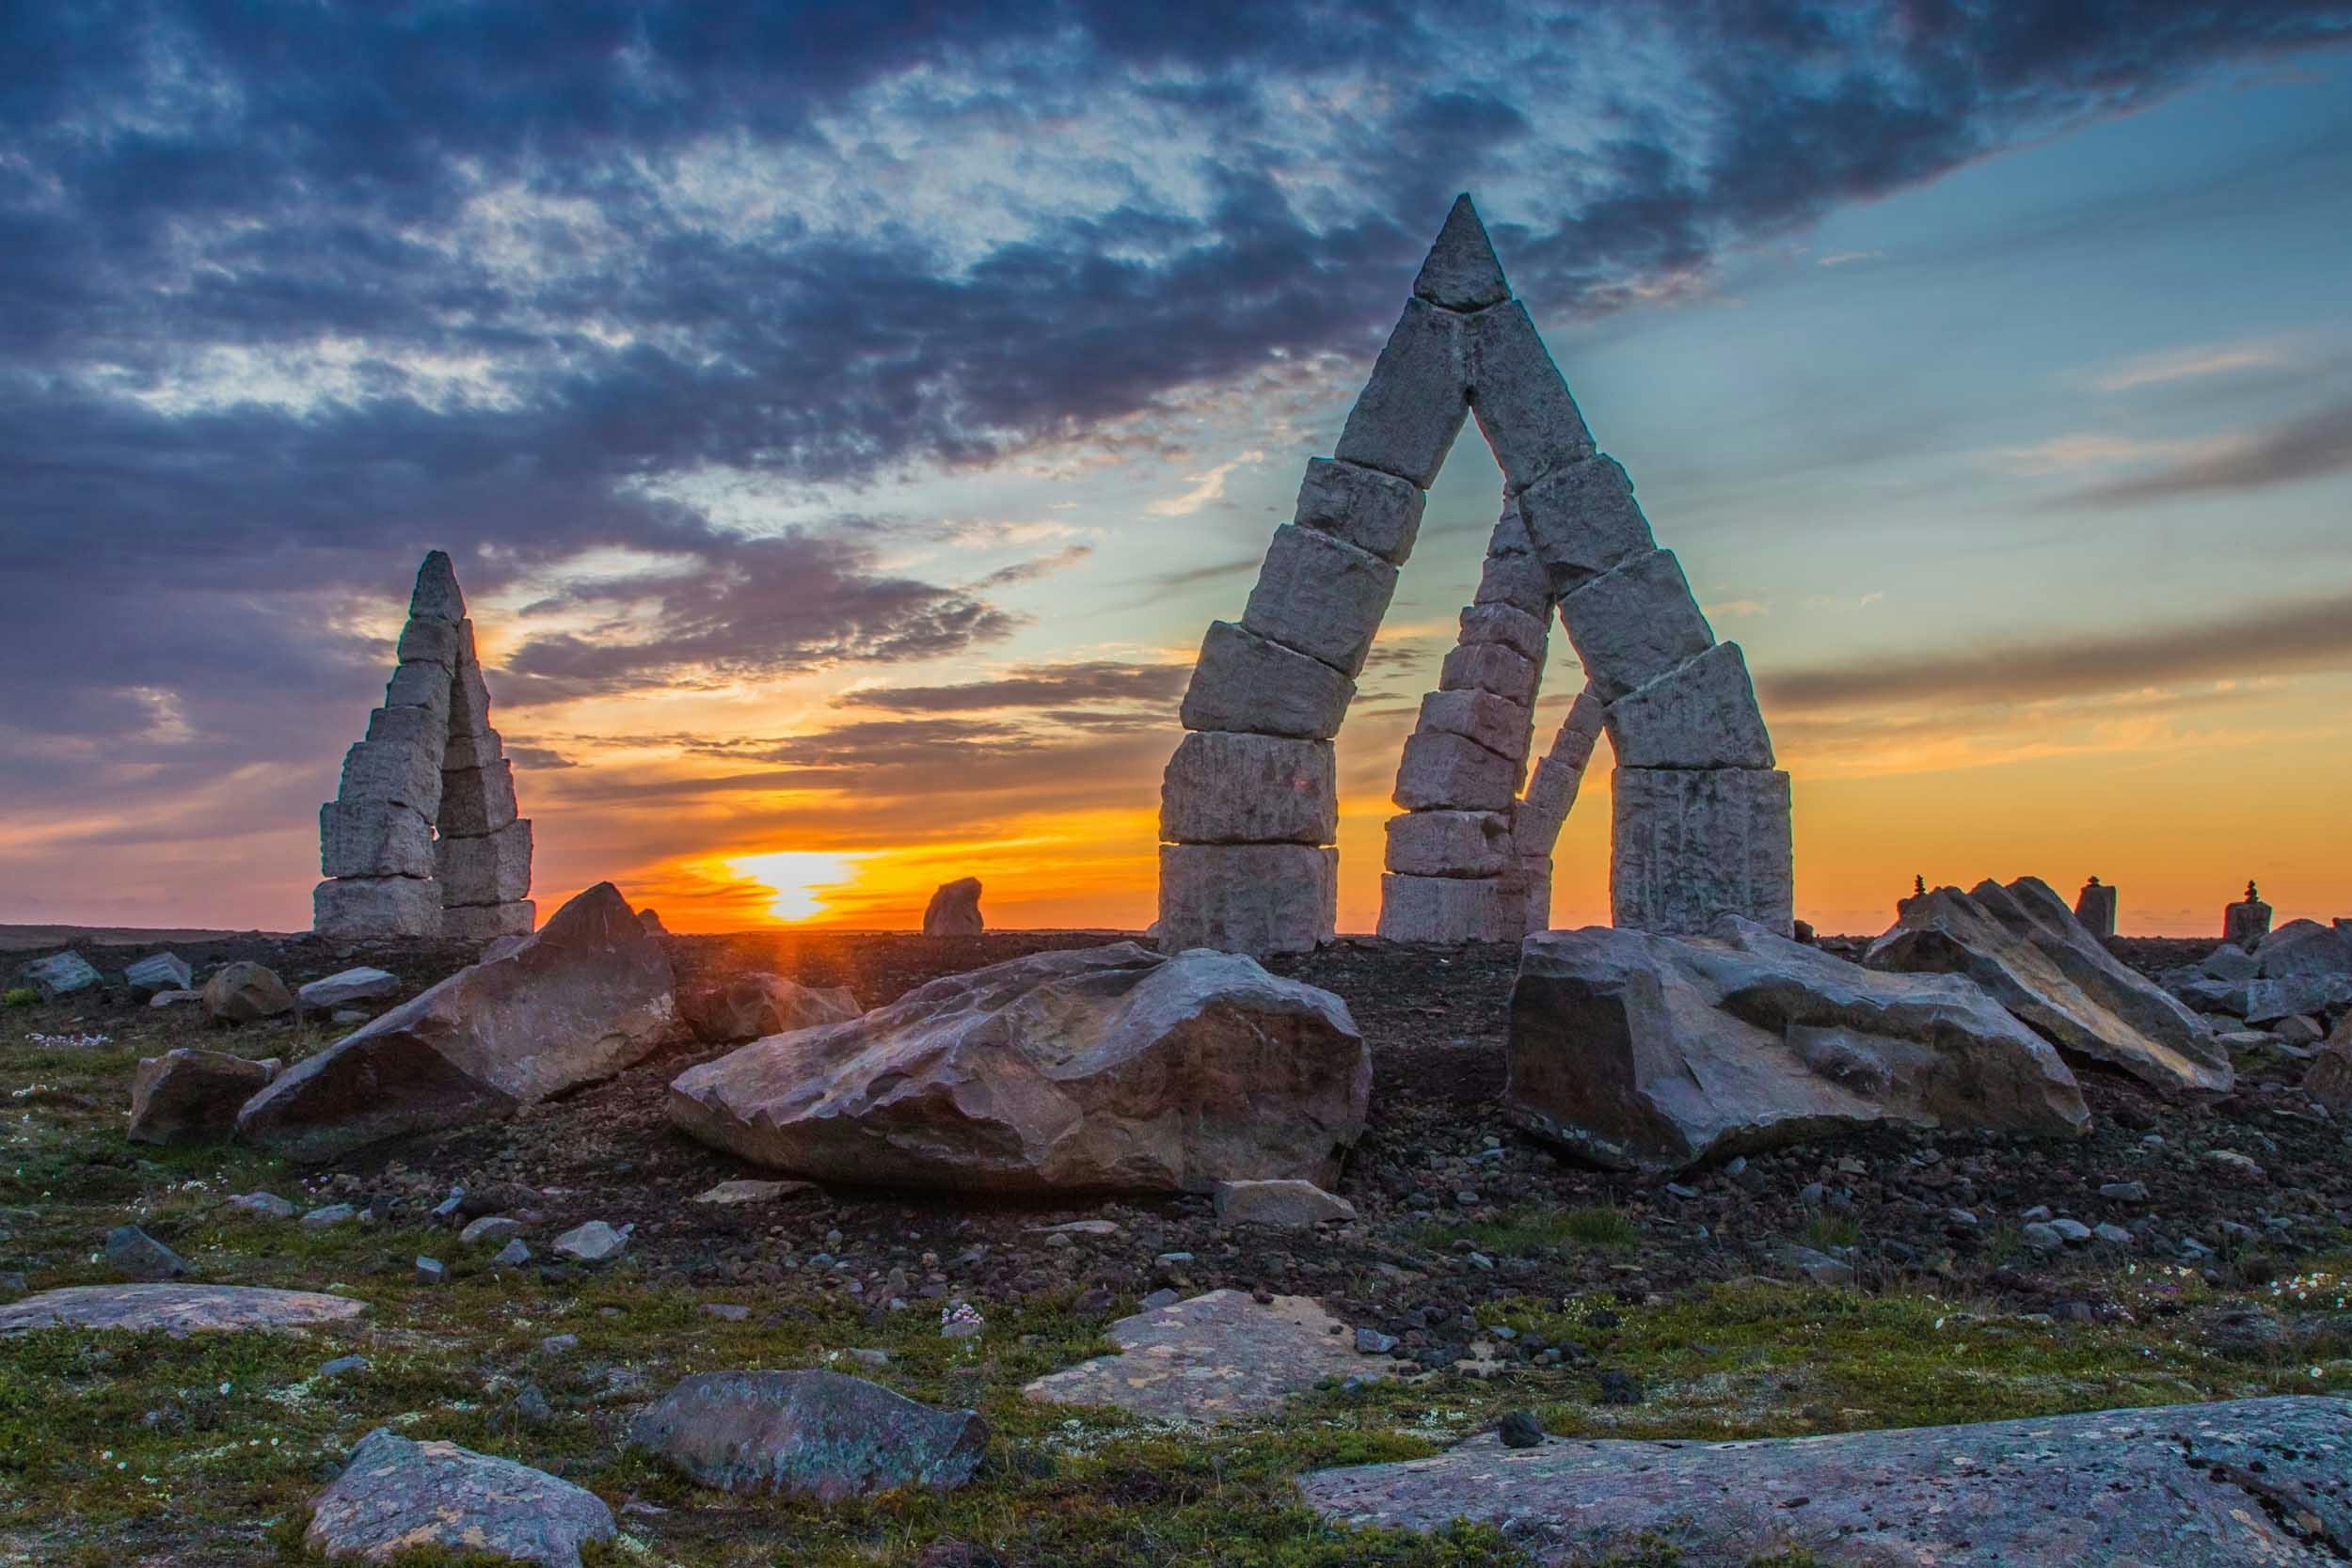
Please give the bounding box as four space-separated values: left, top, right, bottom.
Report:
409 550 467 625
1413 194 1511 312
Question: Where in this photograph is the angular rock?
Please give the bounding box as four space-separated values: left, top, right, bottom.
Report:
2224 893 2273 949
1513 691 1605 859
1412 193 1511 312
670 942 1367 1194
2203 942 2262 981
1160 733 1336 846
435 817 533 907
1467 299 1596 490
922 877 984 936
14 950 101 1000
149 988 203 1008
336 737 442 818
2256 918 2352 979
1515 453 1655 593
449 648 494 738
1473 512 1553 618
1506 917 2088 1172
1604 642 1775 769
241 881 678 1161
105 1225 191 1280
1611 767 1794 937
1240 525 1399 678
319 800 434 879
202 960 294 1023
552 1221 628 1262
1300 1396 2352 1568
1377 874 1515 943
1867 877 2231 1092
1393 731 1518 813
2305 1033 2352 1115
306 1428 614 1568
313 876 442 939
1180 621 1356 740
1558 548 1716 702
678 974 863 1045
692 1178 819 1206
1334 297 1470 489
2074 878 2118 939
1157 843 1336 957
228 1192 296 1219
129 1049 279 1144
0 1283 364 1336
394 615 466 667
1024 1290 1391 1421
1439 639 1539 706
631 1370 986 1500
123 952 192 996
1457 601 1547 663
1213 1179 1357 1227
381 659 454 726
1385 811 1512 879
409 549 468 623
2245 974 2352 1027
297 967 400 1011
1292 456 1424 565
442 901 535 942
1412 688 1533 760
444 727 503 772
361 702 441 753
437 760 518 838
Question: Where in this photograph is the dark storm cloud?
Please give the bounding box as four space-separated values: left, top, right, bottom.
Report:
2059 398 2352 508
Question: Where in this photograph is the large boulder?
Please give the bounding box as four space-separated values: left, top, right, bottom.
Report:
1867 877 2231 1091
2254 918 2352 979
129 1049 280 1144
1505 918 2088 1173
237 881 679 1162
922 877 985 935
678 974 863 1045
202 961 295 1023
306 1428 614 1568
124 953 193 995
630 1370 986 1500
14 950 101 1000
668 942 1368 1194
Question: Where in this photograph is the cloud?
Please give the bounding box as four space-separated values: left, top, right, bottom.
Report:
2057 398 2352 507
1992 433 2197 475
1817 249 1883 266
835 660 1189 713
1147 451 1265 516
2094 341 2290 391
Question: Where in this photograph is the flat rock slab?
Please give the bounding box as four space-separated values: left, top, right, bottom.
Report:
1023 1289 1390 1423
1299 1395 2352 1567
0 1284 367 1335
307 1427 614 1568
632 1369 986 1500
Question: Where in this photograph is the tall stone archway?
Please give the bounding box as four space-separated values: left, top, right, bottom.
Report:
1158 196 1790 955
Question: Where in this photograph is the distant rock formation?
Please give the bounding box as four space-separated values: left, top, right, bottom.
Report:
921 877 984 936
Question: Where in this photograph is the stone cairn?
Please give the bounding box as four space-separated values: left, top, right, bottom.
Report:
313 552 534 940
1158 194 1790 956
2224 879 2272 950
2074 876 2117 939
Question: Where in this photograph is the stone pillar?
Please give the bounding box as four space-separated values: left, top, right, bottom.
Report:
2074 878 2118 940
1611 767 1793 937
2223 882 2272 950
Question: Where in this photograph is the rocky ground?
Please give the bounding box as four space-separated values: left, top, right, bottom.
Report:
3 927 2348 1566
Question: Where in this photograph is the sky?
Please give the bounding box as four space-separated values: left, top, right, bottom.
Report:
3 1 2350 939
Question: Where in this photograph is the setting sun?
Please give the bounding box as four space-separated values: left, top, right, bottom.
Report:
727 850 866 924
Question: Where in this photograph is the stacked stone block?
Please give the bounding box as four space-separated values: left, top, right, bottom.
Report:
313 552 534 940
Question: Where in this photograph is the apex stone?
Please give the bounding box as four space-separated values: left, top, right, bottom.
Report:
1412 194 1511 312
407 549 467 623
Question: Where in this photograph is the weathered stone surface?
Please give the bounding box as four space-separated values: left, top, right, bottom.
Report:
1439 639 1539 707
1160 733 1337 846
632 1370 986 1500
637 907 666 933
1467 299 1596 491
678 974 863 1045
1394 731 1518 813
0 1283 365 1336
336 737 442 817
435 818 533 907
307 1427 614 1568
130 1049 279 1144
361 703 443 754
1506 917 2088 1172
203 960 294 1022
1378 874 1516 943
1241 525 1399 678
1334 297 1470 489
1513 691 1605 859
1214 1179 1356 1227
242 882 677 1161
105 1224 191 1280
1293 456 1425 565
409 549 468 624
1300 1395 2352 1568
313 875 442 938
2225 894 2274 948
1413 688 1533 760
15 950 101 999
1515 453 1654 592
1457 601 1547 663
692 1178 818 1206
1867 877 2231 1091
1181 622 1355 739
124 952 192 995
1611 767 1793 937
2256 919 2352 979
1024 1290 1391 1421
671 942 1367 1194
1558 548 1716 702
1158 843 1337 957
2245 974 2352 1027
442 901 535 942
438 760 518 838
2202 942 2263 982
319 800 434 879
150 989 203 1008
1384 811 1512 878
922 876 984 935
1473 512 1553 618
2306 1032 2352 1114
449 647 494 738
1501 854 1553 937
394 615 466 667
382 658 454 725
1604 642 1775 769
2074 879 2119 939
443 727 502 772
552 1220 629 1261
1412 193 1511 312
298 968 400 1010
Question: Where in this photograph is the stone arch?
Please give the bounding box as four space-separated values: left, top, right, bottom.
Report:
1157 196 1790 955
313 551 536 940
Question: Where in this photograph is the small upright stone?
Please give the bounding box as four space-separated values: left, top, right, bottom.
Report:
2074 877 2118 940
2224 881 2274 949
923 878 984 936
1412 193 1512 312
104 1225 190 1281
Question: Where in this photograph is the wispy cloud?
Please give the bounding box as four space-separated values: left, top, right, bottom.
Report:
2057 399 2352 507
1991 433 2196 475
1817 249 1883 267
2093 340 2289 391
1147 451 1265 517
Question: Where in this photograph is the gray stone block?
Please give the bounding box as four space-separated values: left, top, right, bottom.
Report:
1474 546 1553 619
1157 844 1336 957
320 800 435 879
1294 458 1424 566
443 728 503 772
1241 525 1399 678
1161 733 1336 846
1516 454 1655 592
1181 622 1356 740
1604 642 1775 769
1611 767 1793 937
1514 691 1606 858
1467 300 1596 491
383 660 453 724
362 704 446 761
1334 298 1470 489
436 819 533 907
395 616 468 668
450 642 493 737
1394 731 1518 813
313 876 443 938
409 550 468 624
1384 811 1512 878
1501 854 1553 938
1412 194 1511 312
442 901 537 942
1559 549 1715 702
1376 874 1516 942
337 738 443 817
1414 688 1534 761
1458 602 1547 663
1439 641 1539 707
439 760 519 838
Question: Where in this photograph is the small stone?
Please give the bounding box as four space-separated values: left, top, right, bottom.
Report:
317 1354 369 1378
703 1303 751 1323
200 960 295 1023
511 1384 555 1429
305 1428 613 1567
1213 1180 1358 1228
552 1221 629 1262
2021 1221 2066 1252
296 967 400 1011
124 953 193 996
104 1225 190 1281
2048 1218 2092 1244
630 1369 987 1500
1596 1369 1644 1406
414 1256 446 1285
1355 1326 1400 1354
1499 1410 1547 1449
1140 1289 1180 1310
2093 1223 2134 1246
492 1240 532 1267
2098 1181 2149 1203
14 950 103 1000
228 1192 295 1220
459 1215 523 1247
539 1334 579 1354
301 1204 358 1228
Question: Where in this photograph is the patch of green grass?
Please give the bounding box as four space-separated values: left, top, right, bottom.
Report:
1 987 39 1008
1797 1212 1859 1252
1416 1203 1637 1257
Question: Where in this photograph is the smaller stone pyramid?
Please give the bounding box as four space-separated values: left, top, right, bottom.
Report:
313 552 534 940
